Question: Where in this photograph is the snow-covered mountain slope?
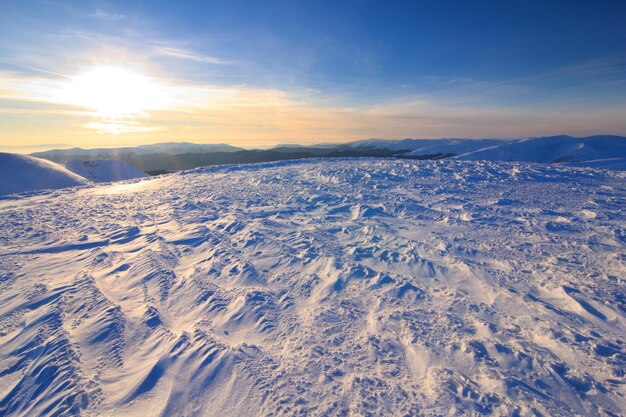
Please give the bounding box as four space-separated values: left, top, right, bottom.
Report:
65 159 148 183
0 152 91 196
353 138 503 154
349 135 626 169
0 159 624 417
456 135 626 164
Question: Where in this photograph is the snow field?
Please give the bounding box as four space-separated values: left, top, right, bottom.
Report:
0 159 624 416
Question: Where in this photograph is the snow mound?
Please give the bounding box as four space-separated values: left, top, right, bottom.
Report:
65 159 147 183
0 159 624 416
0 152 91 196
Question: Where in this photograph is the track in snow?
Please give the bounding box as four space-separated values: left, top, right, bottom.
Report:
0 158 625 416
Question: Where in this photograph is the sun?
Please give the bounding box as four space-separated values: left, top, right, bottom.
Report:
65 66 165 117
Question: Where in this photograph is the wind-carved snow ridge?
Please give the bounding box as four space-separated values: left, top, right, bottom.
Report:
0 158 625 417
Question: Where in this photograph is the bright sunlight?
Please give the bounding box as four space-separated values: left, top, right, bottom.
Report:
64 66 166 118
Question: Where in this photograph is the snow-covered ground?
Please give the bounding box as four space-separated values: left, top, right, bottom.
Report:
0 152 91 196
65 159 147 183
0 159 624 416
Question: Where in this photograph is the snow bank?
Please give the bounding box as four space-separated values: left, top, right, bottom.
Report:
0 152 91 196
0 159 624 416
65 159 147 183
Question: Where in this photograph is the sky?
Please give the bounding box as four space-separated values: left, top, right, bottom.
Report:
1 0 626 149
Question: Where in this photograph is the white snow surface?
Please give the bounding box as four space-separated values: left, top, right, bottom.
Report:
0 152 91 196
65 159 148 183
0 159 624 417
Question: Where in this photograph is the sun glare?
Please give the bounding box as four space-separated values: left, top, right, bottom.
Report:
65 66 166 117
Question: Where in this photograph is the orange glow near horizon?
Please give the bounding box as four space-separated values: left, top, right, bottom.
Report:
1 62 626 150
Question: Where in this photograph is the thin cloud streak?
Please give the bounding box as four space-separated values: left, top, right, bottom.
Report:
154 47 233 65
91 9 127 21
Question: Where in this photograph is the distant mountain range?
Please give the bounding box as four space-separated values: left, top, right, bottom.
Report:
4 134 626 196
33 142 241 159
33 144 403 174
350 135 626 165
31 135 626 173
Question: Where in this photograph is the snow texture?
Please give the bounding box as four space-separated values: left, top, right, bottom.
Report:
65 159 147 183
0 158 624 417
0 152 91 196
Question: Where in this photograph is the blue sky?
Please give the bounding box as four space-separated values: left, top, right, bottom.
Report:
1 0 626 148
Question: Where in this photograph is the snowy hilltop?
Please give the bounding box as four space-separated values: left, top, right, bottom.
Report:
65 159 147 183
353 135 626 169
454 135 626 169
0 159 624 416
0 152 91 196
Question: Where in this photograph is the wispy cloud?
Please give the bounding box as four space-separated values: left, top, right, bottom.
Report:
535 53 626 81
411 53 626 109
418 76 530 105
86 120 158 134
91 9 127 21
154 46 233 65
42 29 233 75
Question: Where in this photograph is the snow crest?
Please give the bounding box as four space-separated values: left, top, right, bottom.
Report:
0 159 624 416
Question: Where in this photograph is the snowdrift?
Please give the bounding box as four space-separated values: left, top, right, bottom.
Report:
0 159 624 416
65 159 148 183
0 152 91 196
